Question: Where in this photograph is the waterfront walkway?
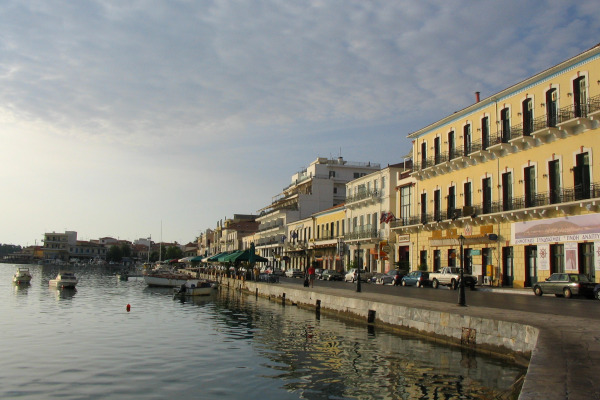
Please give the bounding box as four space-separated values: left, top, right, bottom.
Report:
232 278 600 400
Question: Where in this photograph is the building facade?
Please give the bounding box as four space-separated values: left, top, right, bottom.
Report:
393 44 600 287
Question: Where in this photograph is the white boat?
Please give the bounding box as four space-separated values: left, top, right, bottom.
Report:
173 281 218 297
49 271 78 288
13 267 32 284
143 268 196 287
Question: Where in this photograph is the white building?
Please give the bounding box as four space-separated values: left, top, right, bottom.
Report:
255 157 380 268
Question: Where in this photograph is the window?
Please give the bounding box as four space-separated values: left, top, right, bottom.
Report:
400 185 412 224
333 187 337 194
434 136 441 164
381 177 385 190
482 177 492 214
421 142 427 168
329 171 336 178
434 189 441 221
548 160 561 204
546 89 558 127
574 152 590 200
550 244 565 273
353 172 360 179
420 193 427 224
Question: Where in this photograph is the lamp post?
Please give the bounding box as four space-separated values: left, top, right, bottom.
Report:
458 234 466 306
356 241 361 293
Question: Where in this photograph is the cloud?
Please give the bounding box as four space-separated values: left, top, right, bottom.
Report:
1 0 599 244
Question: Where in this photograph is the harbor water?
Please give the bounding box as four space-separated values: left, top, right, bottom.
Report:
1 264 526 399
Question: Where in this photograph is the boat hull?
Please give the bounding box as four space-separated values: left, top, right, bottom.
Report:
144 275 195 287
49 279 78 288
173 282 218 297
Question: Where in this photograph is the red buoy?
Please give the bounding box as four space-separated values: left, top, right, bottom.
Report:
126 304 131 312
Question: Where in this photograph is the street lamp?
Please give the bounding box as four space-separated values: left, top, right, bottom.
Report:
458 234 466 307
356 241 361 293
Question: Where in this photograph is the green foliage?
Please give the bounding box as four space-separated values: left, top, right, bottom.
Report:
165 246 183 260
106 245 123 262
0 244 22 256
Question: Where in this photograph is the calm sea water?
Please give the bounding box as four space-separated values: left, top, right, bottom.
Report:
1 264 525 399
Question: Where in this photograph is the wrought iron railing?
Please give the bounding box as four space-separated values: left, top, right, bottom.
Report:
346 189 381 204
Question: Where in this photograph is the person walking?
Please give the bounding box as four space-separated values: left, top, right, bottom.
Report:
308 264 316 288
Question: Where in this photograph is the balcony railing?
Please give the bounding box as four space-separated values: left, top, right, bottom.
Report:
392 182 599 229
344 227 379 240
346 189 381 204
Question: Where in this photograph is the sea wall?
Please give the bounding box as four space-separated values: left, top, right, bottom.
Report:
211 275 538 363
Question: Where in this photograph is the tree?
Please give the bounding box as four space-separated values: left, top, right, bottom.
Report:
107 245 123 262
165 246 183 260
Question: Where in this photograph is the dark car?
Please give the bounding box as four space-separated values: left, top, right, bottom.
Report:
594 284 600 300
401 271 430 287
533 273 596 298
376 270 404 285
322 269 344 281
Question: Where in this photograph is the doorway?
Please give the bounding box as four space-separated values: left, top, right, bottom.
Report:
502 246 514 287
524 246 537 287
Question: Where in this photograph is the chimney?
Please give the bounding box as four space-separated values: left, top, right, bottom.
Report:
475 91 480 102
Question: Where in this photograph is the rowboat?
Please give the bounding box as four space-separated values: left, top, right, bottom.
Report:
173 281 218 297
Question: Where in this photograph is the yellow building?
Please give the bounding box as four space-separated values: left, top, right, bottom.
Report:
393 44 600 288
311 204 346 271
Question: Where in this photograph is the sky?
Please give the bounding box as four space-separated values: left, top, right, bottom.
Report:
1 0 599 247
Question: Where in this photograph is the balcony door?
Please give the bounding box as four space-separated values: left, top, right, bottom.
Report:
524 166 536 208
448 131 456 160
434 190 441 221
420 193 427 224
482 177 492 214
546 89 557 127
573 76 587 118
463 124 471 156
549 160 561 204
481 117 489 150
502 172 512 211
573 152 591 200
447 186 456 219
523 98 533 136
501 108 510 142
434 136 441 165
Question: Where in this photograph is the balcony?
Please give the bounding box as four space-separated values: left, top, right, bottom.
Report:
345 189 381 208
392 181 600 230
412 95 600 179
344 227 379 241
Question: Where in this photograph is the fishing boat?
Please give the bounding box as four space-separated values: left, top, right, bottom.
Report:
173 281 218 298
49 271 78 289
13 267 33 285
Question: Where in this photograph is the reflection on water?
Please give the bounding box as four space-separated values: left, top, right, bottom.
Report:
1 264 525 399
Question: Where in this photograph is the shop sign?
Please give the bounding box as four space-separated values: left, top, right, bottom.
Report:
537 244 550 271
512 213 600 245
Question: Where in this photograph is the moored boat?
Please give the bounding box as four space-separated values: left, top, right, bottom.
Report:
173 281 218 298
49 271 78 289
143 268 196 287
13 267 33 285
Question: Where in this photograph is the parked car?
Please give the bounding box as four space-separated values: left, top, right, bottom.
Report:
533 273 596 298
376 270 404 285
401 271 430 287
285 269 304 278
322 269 344 281
344 268 370 282
315 268 324 280
271 268 285 276
594 284 600 300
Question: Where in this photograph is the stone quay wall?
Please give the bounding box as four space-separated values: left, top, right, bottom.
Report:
213 275 538 363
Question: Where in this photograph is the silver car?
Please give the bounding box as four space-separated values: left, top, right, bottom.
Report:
533 273 595 298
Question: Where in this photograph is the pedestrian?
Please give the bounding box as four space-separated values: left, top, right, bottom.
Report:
308 263 316 288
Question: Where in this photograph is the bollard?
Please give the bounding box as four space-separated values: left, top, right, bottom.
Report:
367 310 376 324
282 292 286 306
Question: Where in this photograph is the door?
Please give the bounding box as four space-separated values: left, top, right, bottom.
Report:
434 190 441 221
502 247 514 287
501 108 510 142
463 248 472 275
548 160 561 204
482 177 492 214
546 89 557 127
550 244 564 274
523 98 533 136
433 250 441 272
447 186 456 219
524 166 536 208
573 152 591 200
448 131 456 160
579 243 595 281
482 248 492 280
434 137 441 165
573 77 587 118
421 193 427 224
502 172 512 211
481 117 489 150
463 124 472 156
525 246 537 287
448 249 456 268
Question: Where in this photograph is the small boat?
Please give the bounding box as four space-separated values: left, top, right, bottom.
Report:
116 272 129 281
49 271 78 288
143 267 196 287
13 267 33 284
173 281 218 298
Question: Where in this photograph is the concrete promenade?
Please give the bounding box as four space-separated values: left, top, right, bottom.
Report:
215 275 600 400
